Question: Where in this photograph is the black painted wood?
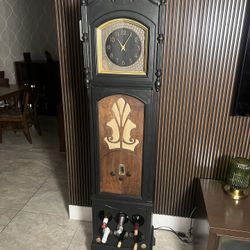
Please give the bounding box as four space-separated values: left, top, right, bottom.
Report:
80 1 166 249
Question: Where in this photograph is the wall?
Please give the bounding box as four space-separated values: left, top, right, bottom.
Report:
154 0 249 216
0 0 58 84
55 0 250 217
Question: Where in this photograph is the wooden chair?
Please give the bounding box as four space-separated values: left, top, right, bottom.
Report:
0 90 32 143
0 79 18 113
0 79 11 112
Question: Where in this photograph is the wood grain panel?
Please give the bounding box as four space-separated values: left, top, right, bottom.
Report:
55 0 250 216
98 95 144 196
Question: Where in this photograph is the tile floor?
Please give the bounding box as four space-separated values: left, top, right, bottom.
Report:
0 117 193 250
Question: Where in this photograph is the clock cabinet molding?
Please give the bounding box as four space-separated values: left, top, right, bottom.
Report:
80 1 166 250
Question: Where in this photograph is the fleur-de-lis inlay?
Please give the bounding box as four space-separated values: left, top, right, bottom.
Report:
104 98 139 151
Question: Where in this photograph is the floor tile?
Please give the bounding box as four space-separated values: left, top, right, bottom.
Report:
0 159 53 179
154 230 193 250
0 211 80 250
68 222 92 250
0 172 46 209
23 176 69 217
0 208 19 227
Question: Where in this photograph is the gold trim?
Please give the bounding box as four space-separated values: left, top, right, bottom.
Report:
223 184 249 200
104 97 139 151
96 18 148 75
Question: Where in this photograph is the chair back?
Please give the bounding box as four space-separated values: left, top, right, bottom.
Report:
22 90 30 116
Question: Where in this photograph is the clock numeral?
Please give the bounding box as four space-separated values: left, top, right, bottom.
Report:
121 60 126 66
110 37 116 43
134 37 139 43
121 29 126 36
106 45 111 50
115 31 120 37
134 53 138 58
115 58 119 63
137 45 141 51
129 58 133 64
110 53 114 58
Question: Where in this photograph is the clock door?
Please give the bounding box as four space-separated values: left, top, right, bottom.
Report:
96 18 148 75
98 95 144 197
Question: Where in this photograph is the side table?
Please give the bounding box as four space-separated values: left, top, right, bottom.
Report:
194 179 250 250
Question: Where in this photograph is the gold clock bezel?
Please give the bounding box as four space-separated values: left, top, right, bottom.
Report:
96 18 148 75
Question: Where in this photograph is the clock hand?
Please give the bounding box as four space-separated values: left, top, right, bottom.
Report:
121 33 132 52
117 38 126 52
117 39 123 48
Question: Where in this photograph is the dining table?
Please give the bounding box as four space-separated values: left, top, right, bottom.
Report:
0 85 26 101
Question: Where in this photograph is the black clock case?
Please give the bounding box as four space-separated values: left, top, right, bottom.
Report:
80 1 166 249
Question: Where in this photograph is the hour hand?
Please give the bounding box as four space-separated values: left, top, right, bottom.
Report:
117 39 126 52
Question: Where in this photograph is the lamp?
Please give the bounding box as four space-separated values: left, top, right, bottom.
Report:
224 157 250 200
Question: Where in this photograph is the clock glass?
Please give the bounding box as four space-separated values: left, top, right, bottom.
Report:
105 28 142 67
96 18 148 75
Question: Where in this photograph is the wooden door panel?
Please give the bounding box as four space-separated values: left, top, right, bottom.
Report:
98 95 144 196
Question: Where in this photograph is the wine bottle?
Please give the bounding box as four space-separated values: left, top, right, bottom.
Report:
133 230 143 250
99 211 112 229
114 212 128 236
97 210 112 244
116 229 128 248
131 215 144 250
101 226 111 244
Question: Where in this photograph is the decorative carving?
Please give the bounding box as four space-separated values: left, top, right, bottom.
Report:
81 0 91 87
104 98 139 151
155 69 162 92
82 33 88 42
110 0 134 3
148 0 162 5
84 68 90 88
81 0 88 6
157 34 164 43
154 0 166 92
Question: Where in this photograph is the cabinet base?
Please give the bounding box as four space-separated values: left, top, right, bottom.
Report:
91 226 155 250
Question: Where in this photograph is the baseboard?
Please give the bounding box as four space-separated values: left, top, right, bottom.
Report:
152 214 191 233
69 205 92 221
69 205 191 233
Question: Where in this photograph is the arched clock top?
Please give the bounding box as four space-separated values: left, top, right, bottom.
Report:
80 0 166 90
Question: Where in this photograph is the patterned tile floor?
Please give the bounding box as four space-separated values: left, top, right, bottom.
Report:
0 117 193 250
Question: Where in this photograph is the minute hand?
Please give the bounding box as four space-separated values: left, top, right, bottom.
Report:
121 33 132 52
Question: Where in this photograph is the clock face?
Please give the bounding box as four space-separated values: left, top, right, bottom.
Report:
96 18 148 75
105 28 142 67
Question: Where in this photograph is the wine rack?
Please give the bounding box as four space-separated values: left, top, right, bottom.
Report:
80 1 166 250
92 198 153 250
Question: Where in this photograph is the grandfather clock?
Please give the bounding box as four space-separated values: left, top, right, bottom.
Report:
80 1 166 249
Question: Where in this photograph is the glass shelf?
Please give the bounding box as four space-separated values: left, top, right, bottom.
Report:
218 236 250 250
